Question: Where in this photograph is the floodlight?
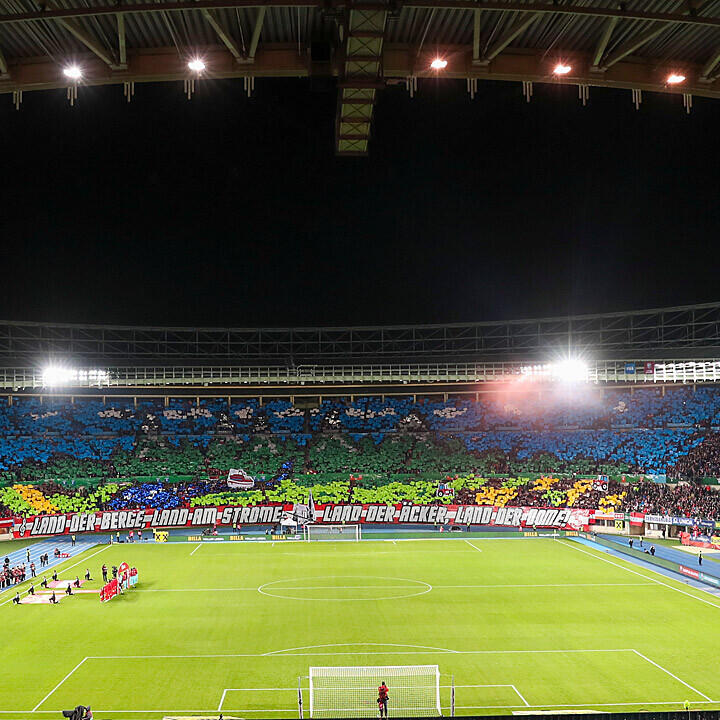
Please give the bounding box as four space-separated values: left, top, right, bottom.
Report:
41 366 75 387
667 73 686 84
188 59 206 73
41 366 110 387
551 358 589 383
63 65 82 80
430 58 448 70
553 63 572 75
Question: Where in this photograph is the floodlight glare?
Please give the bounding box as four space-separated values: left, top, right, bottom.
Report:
41 366 110 387
551 358 589 383
41 366 75 387
188 59 206 73
430 58 448 70
553 63 572 75
667 73 686 84
63 65 82 80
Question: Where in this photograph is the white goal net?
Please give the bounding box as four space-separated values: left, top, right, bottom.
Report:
308 665 441 718
303 524 361 542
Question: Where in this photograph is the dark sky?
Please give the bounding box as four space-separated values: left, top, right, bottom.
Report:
1 77 718 328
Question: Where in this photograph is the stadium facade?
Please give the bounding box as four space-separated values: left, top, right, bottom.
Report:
2 302 720 393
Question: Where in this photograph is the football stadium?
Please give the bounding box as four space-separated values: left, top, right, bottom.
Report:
3 309 720 719
1 0 720 713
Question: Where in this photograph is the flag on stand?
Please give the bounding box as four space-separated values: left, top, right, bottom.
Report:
227 468 255 489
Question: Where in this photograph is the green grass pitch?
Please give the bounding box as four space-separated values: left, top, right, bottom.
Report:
1 536 719 719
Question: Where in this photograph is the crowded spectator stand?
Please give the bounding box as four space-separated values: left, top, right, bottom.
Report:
2 390 720 526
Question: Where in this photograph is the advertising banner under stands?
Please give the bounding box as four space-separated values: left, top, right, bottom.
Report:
6 504 594 538
644 514 715 528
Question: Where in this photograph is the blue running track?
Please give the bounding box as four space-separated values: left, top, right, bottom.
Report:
0 537 100 595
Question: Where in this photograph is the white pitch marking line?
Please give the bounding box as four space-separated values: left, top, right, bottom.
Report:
632 649 714 702
262 641 460 655
33 657 88 711
464 539 483 553
9 701 716 714
455 685 520 688
511 685 530 706
558 539 720 610
87 648 635 659
218 689 228 712
453 700 717 709
222 688 302 691
139 582 654 593
189 543 203 556
0 545 111 608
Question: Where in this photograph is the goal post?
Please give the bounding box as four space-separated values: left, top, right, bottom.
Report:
308 665 441 718
303 524 361 542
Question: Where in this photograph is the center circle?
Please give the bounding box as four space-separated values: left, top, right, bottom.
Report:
257 575 432 601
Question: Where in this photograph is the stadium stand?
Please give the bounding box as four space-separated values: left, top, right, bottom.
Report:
2 388 720 517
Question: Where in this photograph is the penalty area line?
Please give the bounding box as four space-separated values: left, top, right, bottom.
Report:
33 657 88 711
511 685 530 706
632 649 714 702
189 543 203 556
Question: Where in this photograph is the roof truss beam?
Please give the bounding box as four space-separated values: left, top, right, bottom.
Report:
117 13 127 67
700 45 720 81
472 8 481 61
0 44 8 76
600 24 666 69
1 1 720 30
480 12 542 63
336 5 388 156
247 6 266 60
201 9 243 60
590 16 617 69
56 16 118 68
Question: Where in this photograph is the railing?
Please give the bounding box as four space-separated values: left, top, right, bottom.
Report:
1 359 720 389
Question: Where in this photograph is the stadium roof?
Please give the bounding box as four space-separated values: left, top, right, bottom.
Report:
0 0 719 155
3 301 720 365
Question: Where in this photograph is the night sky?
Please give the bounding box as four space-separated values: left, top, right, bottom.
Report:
1 77 718 328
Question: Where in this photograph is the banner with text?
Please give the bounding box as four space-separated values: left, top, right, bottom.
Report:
7 504 593 538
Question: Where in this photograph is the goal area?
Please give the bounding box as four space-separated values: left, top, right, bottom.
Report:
303 524 361 542
307 665 441 718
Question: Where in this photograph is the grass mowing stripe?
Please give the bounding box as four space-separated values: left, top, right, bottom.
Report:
631 649 714 702
557 539 720 610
